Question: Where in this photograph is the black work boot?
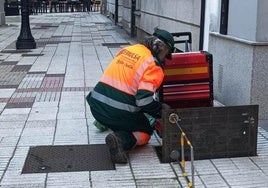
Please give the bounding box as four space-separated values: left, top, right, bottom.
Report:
105 133 128 164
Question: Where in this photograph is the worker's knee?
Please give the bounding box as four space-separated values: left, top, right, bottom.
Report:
132 132 151 146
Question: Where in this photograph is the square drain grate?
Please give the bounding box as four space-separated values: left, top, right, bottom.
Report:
22 144 115 174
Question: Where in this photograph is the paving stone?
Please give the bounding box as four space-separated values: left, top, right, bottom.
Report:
18 73 44 89
190 159 218 175
47 43 69 75
0 89 16 98
55 119 87 136
30 46 57 72
0 128 23 137
91 165 134 187
32 101 59 108
0 121 25 129
0 103 6 112
18 135 54 146
130 146 176 179
28 107 58 121
57 112 86 120
91 165 136 187
17 56 37 66
0 170 3 179
1 108 31 115
199 174 229 187
136 178 181 188
46 172 90 188
0 136 20 147
21 126 55 137
223 171 268 187
4 54 22 62
0 114 28 124
250 156 268 174
0 147 15 158
0 170 46 188
5 147 29 171
53 135 89 145
231 157 260 171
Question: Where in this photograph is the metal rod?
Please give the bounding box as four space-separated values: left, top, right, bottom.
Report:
181 133 185 169
169 113 195 188
190 146 195 188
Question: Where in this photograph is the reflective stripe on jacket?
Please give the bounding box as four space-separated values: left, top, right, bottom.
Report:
88 44 164 119
100 44 164 97
90 90 140 112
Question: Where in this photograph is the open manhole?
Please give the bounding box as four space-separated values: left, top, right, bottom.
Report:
22 144 115 173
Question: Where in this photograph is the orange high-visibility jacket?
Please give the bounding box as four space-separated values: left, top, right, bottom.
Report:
87 44 164 127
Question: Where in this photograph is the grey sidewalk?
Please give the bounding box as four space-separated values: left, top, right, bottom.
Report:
0 12 268 188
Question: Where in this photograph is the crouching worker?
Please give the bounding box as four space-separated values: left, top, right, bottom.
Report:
86 28 174 164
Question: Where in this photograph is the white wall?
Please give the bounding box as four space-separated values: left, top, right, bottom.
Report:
209 0 220 33
256 0 268 41
105 0 203 51
138 0 201 51
228 0 258 41
209 0 268 119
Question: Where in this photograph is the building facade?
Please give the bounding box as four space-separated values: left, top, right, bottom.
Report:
105 0 205 51
209 0 268 119
104 0 268 120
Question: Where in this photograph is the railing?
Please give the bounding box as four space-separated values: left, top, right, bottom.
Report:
169 113 195 188
4 0 103 16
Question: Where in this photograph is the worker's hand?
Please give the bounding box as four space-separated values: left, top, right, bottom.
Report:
162 103 171 110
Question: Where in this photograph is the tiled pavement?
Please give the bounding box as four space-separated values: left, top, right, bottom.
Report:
0 12 268 188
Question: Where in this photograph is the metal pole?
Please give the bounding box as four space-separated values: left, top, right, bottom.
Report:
190 146 195 188
169 113 195 188
199 0 206 50
16 0 36 49
130 0 136 37
114 0 118 25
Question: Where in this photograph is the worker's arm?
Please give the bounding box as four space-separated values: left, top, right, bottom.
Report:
135 90 164 118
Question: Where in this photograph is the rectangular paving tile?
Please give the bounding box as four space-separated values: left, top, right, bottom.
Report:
0 89 16 98
136 178 182 188
0 114 28 122
27 107 58 121
46 172 90 187
5 102 34 108
0 170 46 187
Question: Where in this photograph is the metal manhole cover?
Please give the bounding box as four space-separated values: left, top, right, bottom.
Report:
22 144 115 173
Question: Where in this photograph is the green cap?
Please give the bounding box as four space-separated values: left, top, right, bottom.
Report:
153 29 175 59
